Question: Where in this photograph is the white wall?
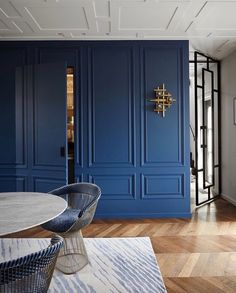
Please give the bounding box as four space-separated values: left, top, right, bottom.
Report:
221 49 236 204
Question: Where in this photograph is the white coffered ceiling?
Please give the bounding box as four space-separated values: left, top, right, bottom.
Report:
0 0 236 59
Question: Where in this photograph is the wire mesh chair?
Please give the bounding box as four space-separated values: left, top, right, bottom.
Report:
41 182 101 274
0 235 64 293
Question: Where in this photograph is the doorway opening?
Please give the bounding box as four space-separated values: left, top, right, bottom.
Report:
67 67 75 184
189 52 221 207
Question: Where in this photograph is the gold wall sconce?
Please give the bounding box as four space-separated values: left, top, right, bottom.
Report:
148 84 176 117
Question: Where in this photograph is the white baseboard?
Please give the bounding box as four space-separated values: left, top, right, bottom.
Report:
221 193 236 206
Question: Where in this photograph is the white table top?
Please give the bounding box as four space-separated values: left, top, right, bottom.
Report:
0 192 67 236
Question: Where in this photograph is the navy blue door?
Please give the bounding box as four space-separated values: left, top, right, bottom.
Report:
15 62 68 192
30 62 68 192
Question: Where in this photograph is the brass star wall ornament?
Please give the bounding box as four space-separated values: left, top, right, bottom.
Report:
148 84 176 117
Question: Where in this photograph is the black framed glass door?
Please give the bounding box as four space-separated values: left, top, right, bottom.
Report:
192 51 221 206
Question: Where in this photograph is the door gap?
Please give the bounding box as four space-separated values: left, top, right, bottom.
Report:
67 67 75 184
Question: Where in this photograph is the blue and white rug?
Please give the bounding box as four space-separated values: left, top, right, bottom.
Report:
0 237 167 293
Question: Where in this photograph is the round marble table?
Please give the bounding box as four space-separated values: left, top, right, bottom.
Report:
0 192 67 236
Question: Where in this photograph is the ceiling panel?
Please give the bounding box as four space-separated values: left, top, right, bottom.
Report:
25 6 88 30
0 1 21 18
119 3 177 30
0 0 235 59
193 2 236 30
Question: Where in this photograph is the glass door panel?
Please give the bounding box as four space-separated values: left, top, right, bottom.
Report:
193 52 221 206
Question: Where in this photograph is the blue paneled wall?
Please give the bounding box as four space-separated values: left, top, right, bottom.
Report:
0 41 190 218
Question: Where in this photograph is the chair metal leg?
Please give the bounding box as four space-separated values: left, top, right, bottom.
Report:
56 230 89 274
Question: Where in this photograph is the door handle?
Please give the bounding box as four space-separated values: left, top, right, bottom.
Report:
200 126 207 148
60 146 65 157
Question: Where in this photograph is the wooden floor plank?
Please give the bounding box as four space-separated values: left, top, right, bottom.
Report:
157 252 236 277
164 277 236 293
151 235 236 253
2 198 236 292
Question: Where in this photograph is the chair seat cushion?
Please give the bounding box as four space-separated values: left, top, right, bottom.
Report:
41 209 80 233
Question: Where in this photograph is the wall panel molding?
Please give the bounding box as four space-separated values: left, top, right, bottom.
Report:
140 45 184 167
33 177 65 192
15 56 28 167
0 176 25 192
88 46 136 167
141 173 184 199
89 174 136 200
0 47 28 168
75 48 84 168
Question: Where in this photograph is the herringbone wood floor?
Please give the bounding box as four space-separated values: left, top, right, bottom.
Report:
4 198 236 293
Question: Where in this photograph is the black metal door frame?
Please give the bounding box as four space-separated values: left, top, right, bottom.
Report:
190 51 221 206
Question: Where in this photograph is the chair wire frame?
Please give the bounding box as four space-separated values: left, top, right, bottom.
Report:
0 235 64 293
45 182 101 274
